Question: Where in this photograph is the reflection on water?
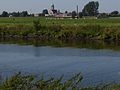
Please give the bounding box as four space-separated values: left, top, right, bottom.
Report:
0 38 120 50
0 38 120 86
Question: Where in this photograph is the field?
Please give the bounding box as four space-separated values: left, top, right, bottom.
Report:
0 17 120 40
0 17 120 26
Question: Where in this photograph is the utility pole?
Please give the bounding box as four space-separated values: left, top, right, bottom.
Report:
76 5 79 18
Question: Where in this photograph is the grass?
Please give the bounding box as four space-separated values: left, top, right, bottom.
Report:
1 38 120 51
0 17 120 26
0 72 120 90
0 17 120 40
0 72 83 90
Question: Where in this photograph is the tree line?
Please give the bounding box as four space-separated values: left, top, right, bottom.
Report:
71 1 120 18
0 11 34 17
0 1 120 18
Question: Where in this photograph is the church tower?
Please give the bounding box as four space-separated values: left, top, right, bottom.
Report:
51 4 55 10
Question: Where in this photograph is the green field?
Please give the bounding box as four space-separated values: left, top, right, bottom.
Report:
0 17 120 26
0 17 120 40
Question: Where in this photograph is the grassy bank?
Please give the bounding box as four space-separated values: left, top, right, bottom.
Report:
0 17 120 40
0 73 120 90
1 38 120 51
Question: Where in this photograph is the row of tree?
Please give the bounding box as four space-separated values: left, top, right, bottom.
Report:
0 11 30 17
71 10 120 19
71 1 120 18
0 1 120 18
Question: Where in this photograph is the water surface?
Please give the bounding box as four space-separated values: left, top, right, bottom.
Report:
0 39 120 86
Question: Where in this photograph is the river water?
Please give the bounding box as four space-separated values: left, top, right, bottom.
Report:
0 39 120 86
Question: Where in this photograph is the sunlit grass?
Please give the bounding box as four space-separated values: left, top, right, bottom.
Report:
0 17 120 40
0 72 120 90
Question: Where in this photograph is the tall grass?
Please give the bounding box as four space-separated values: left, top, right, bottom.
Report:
33 19 41 33
0 72 83 90
0 73 120 90
0 17 120 40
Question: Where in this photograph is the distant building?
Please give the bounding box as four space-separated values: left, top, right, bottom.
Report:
44 4 72 18
34 13 43 17
9 15 13 17
48 4 58 16
51 4 54 10
34 14 39 17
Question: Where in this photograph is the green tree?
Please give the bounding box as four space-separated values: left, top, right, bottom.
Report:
72 11 77 19
42 9 48 16
79 12 83 18
10 12 20 17
110 11 119 17
20 11 29 17
97 13 109 18
111 11 119 15
33 19 41 34
82 1 99 16
1 11 9 17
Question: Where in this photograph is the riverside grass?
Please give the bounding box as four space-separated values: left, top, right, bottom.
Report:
1 38 120 51
0 17 120 40
0 73 120 90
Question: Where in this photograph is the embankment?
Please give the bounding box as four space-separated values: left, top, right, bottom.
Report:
0 24 120 40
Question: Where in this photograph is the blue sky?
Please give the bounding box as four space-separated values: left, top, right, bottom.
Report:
0 0 119 13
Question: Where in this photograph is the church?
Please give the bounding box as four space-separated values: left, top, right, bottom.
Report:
48 4 58 16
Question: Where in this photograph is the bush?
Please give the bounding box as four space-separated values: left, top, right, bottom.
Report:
33 19 41 33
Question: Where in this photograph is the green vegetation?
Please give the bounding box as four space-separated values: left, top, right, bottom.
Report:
1 38 120 51
0 73 120 90
82 1 99 16
0 73 83 90
0 17 120 40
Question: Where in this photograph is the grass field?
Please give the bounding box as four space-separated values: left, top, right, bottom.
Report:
0 17 120 40
0 17 120 26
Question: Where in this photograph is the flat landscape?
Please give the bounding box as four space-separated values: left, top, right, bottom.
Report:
1 0 120 89
0 17 120 40
0 17 120 26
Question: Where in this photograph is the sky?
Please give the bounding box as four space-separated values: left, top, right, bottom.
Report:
0 0 120 13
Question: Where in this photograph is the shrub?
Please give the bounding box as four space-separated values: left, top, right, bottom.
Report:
0 73 83 90
33 19 41 33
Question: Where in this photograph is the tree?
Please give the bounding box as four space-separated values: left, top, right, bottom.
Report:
97 13 109 18
110 11 119 17
111 11 119 15
1 11 9 17
82 1 99 16
33 19 41 33
109 11 120 17
20 11 28 17
79 12 83 18
10 12 20 17
42 9 48 15
72 11 77 19
65 11 68 14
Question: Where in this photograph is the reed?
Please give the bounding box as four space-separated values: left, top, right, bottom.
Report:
0 73 119 90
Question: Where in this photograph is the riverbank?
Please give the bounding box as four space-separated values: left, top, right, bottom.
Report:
0 17 120 40
0 24 120 40
0 73 120 90
1 38 120 50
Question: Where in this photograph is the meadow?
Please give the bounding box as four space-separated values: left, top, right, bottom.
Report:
0 17 120 40
0 17 120 26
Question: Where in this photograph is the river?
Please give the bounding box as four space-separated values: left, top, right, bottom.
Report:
0 39 120 86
